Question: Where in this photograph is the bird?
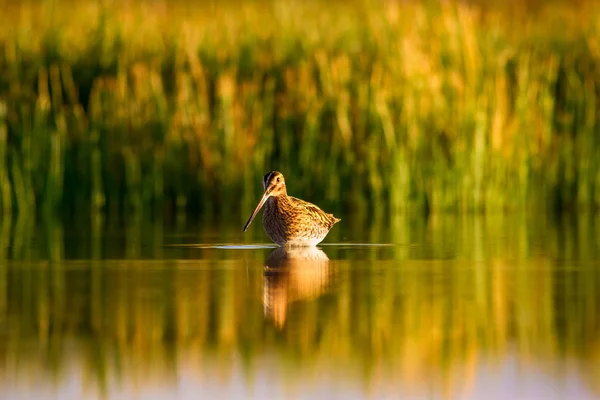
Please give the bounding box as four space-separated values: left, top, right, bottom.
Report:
243 171 340 246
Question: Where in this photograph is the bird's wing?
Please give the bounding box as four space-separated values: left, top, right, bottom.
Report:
287 196 338 225
288 196 325 214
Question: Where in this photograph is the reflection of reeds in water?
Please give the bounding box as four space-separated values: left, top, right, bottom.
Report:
0 214 599 398
263 247 332 328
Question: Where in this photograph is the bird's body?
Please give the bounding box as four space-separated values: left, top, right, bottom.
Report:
243 171 340 247
263 194 340 246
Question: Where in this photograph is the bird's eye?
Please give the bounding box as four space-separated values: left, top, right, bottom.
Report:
277 177 280 182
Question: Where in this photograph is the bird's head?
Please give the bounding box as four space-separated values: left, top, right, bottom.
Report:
243 171 287 232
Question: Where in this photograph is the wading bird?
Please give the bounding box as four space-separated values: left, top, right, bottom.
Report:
243 171 340 246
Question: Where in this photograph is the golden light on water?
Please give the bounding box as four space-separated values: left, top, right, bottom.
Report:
1 214 599 398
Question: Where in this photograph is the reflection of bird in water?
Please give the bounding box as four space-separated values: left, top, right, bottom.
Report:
263 247 333 327
243 171 340 246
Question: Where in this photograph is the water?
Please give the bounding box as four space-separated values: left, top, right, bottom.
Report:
0 213 599 400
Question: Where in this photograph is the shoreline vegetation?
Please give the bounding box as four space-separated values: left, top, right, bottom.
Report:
1 0 599 218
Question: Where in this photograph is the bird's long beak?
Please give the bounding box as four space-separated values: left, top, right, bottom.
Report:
243 191 270 232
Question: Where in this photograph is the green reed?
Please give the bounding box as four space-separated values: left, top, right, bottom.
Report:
0 0 599 217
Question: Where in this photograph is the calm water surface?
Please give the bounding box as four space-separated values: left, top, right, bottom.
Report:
0 213 599 400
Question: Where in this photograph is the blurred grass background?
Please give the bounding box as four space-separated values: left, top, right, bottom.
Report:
1 0 600 218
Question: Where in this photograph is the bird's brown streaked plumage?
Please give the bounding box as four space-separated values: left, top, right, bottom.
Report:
243 171 340 246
